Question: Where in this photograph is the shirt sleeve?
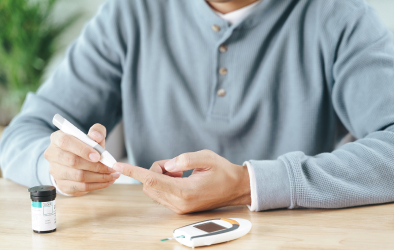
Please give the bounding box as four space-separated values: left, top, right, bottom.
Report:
249 4 394 211
0 1 125 187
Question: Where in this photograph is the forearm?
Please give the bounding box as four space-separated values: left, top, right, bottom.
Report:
282 126 394 209
245 125 394 211
0 1 125 188
0 98 54 186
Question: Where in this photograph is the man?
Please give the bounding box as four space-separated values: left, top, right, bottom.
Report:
1 0 394 214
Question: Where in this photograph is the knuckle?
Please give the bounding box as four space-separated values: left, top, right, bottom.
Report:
177 153 190 168
143 175 156 188
202 149 215 158
58 134 69 149
50 132 55 142
95 163 103 173
50 131 60 143
74 183 88 192
44 148 50 160
67 155 78 167
60 171 67 180
77 144 88 158
74 170 85 182
61 170 71 181
57 182 68 193
181 191 193 201
81 183 89 192
70 184 79 194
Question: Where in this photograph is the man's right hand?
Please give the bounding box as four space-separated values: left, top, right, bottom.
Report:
44 123 120 196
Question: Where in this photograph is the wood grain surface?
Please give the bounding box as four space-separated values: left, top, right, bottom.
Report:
1 178 394 250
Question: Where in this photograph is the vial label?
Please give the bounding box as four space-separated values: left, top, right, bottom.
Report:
31 200 56 232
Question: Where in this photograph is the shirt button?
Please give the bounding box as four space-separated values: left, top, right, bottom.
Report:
212 25 221 32
219 45 227 53
219 68 228 75
217 89 226 97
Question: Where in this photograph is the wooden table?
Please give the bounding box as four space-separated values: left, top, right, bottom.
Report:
1 179 394 250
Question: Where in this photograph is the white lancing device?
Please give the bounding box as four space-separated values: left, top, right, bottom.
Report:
52 114 117 168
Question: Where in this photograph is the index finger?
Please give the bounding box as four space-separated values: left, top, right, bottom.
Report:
113 163 180 194
51 131 101 163
45 146 115 174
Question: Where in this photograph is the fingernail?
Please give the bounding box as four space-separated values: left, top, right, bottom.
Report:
111 172 121 180
109 180 116 184
89 153 100 162
164 158 176 172
113 164 123 173
108 167 116 173
90 131 103 141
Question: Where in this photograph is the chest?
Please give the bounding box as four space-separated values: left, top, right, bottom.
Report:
125 17 332 121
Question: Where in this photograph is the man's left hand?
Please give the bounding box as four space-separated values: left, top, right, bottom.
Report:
112 150 251 214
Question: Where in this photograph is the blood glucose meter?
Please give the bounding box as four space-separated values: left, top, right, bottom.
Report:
163 218 252 248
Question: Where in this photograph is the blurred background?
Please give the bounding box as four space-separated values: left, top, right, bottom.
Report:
0 0 393 178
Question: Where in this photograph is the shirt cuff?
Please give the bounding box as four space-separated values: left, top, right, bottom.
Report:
50 174 72 197
37 151 71 196
36 141 53 185
244 161 258 211
245 159 291 211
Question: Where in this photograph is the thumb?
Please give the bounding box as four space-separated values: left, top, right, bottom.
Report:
164 150 217 173
88 123 107 148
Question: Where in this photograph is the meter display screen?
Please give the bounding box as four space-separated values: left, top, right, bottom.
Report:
194 222 227 233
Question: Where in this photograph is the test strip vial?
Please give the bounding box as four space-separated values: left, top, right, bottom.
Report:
28 186 57 234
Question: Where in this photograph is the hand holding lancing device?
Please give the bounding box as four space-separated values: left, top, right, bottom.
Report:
44 123 120 196
113 150 251 214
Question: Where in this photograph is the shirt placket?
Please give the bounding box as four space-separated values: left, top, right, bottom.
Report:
209 23 234 120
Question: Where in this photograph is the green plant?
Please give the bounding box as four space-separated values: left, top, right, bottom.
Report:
0 0 80 125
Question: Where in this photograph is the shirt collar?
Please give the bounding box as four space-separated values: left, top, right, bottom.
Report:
192 0 281 31
213 0 262 26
